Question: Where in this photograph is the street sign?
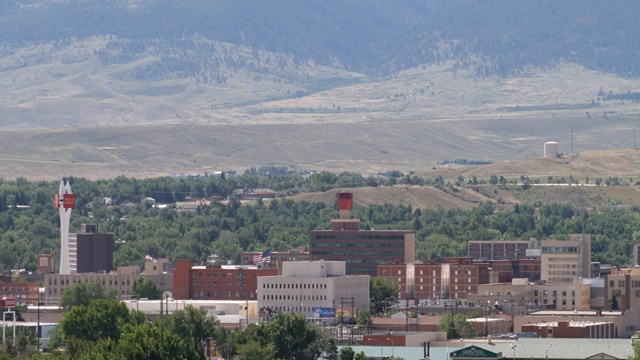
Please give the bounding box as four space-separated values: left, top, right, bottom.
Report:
2 297 16 308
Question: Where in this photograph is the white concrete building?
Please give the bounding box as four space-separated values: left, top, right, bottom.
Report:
258 261 369 321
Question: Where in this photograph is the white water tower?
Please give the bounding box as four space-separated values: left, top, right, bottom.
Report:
544 141 559 158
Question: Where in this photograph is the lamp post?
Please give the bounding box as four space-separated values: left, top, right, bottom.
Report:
386 337 395 357
37 287 45 352
369 339 384 359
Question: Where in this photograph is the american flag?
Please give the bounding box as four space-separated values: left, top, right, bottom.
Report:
253 250 271 265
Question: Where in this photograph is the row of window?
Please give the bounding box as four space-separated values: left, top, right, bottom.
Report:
48 278 132 286
192 291 255 299
541 246 579 253
1 287 28 292
192 281 245 287
262 283 327 289
312 243 403 249
311 235 405 240
49 279 130 286
533 290 574 297
547 264 577 269
313 252 404 258
193 272 255 278
262 294 327 301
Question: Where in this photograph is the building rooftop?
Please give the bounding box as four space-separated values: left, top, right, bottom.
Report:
528 309 623 316
346 338 635 360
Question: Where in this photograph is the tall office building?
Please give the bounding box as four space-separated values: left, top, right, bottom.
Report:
309 192 415 276
541 234 591 284
69 224 114 274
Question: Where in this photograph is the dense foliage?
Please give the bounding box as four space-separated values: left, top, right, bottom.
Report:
1 174 640 272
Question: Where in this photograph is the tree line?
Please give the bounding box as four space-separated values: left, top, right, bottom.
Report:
1 174 640 272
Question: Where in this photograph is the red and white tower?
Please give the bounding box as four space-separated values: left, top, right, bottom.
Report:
54 180 75 274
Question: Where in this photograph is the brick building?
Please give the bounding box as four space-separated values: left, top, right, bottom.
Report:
521 320 615 338
0 282 39 306
413 263 443 302
482 258 541 283
310 193 415 277
173 259 277 300
378 257 489 301
442 257 490 300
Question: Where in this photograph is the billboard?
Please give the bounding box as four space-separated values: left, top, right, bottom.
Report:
63 194 76 209
313 307 336 318
335 307 356 318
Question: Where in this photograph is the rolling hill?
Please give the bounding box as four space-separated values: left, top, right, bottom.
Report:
0 1 639 180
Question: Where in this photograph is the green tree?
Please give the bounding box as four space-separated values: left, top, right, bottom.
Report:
356 310 372 332
236 340 277 360
323 338 339 360
60 280 117 310
632 340 640 360
113 322 198 360
338 346 355 360
131 278 162 300
354 352 368 360
155 305 220 357
59 299 144 345
370 277 399 315
438 311 475 339
264 312 323 360
438 311 456 339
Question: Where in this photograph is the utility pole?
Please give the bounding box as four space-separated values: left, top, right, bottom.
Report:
406 298 409 332
239 267 248 328
416 296 420 332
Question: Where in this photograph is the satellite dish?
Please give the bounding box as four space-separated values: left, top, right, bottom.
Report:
163 291 173 300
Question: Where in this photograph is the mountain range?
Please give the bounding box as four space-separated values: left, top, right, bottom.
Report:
0 1 639 180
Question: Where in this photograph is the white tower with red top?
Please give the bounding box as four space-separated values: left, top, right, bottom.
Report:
54 180 75 274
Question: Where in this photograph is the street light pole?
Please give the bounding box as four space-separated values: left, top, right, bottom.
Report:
37 287 45 352
370 339 384 359
386 337 395 357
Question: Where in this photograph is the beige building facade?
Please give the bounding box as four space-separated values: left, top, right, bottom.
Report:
44 265 173 305
469 278 592 311
541 234 591 283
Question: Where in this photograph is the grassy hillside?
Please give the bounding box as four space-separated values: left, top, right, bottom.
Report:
290 150 640 211
1 45 639 181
